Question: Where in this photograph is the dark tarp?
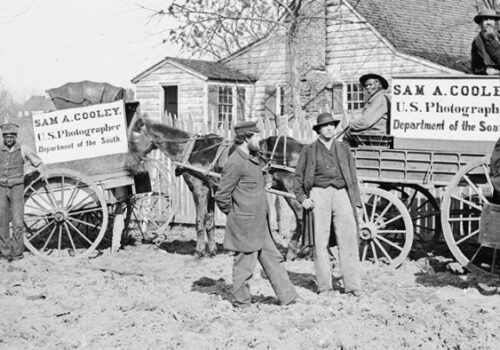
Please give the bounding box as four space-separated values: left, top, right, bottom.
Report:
46 81 126 110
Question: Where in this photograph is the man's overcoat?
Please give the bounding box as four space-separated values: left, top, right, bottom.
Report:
215 148 269 253
293 140 361 208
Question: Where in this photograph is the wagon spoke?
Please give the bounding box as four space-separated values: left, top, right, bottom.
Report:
40 224 58 252
68 190 97 212
361 242 368 262
66 219 94 246
42 177 60 210
25 203 51 215
481 164 494 194
455 229 480 245
57 225 63 255
469 245 483 264
68 206 105 217
376 214 403 228
370 241 378 265
370 195 378 222
373 238 392 263
377 229 406 234
66 181 82 209
27 220 55 242
61 176 65 205
27 189 56 213
376 235 404 251
463 174 488 203
373 201 393 226
360 197 369 224
450 194 482 211
63 222 77 253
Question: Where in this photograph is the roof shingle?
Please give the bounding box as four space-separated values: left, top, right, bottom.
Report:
345 0 481 72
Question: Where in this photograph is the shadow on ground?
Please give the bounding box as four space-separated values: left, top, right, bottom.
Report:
190 276 280 305
414 256 500 296
157 239 226 256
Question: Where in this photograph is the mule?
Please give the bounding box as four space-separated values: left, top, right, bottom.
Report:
129 117 306 259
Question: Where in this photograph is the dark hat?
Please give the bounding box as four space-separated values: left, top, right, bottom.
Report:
233 121 260 136
359 73 389 90
0 123 19 135
474 8 500 24
312 112 341 132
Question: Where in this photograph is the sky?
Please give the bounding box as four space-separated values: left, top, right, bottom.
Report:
0 0 182 101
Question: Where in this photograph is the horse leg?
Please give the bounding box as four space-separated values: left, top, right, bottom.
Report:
283 196 306 261
206 192 217 257
184 174 209 259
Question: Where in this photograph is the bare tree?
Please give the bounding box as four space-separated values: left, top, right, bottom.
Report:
142 0 324 124
0 78 19 122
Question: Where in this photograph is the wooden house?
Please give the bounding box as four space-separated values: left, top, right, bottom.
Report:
132 0 479 130
131 0 483 226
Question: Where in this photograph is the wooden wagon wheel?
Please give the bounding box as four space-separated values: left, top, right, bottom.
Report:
359 187 414 268
23 168 108 258
441 155 500 276
379 183 441 251
129 157 178 241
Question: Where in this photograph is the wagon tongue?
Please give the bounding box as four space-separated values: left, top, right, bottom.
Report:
46 81 126 110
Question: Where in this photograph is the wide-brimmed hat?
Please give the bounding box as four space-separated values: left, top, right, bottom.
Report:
0 123 19 135
474 8 500 24
312 112 341 132
360 73 389 90
233 121 260 136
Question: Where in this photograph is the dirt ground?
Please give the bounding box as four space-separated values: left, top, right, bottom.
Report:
1 226 500 350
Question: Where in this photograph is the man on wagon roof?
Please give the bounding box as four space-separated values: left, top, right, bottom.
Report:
0 122 44 262
471 8 500 75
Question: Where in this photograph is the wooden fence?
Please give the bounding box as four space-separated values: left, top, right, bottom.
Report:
158 111 319 231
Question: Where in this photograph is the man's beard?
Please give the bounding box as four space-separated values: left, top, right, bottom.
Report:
483 24 498 39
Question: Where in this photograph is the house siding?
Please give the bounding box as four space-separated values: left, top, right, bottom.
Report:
224 37 289 120
134 63 206 124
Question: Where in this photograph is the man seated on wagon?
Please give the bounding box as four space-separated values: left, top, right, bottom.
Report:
344 73 390 147
471 9 500 75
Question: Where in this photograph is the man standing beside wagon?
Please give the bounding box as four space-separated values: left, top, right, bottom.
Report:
0 122 44 262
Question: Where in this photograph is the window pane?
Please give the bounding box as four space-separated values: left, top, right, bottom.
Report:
218 86 233 128
346 82 365 111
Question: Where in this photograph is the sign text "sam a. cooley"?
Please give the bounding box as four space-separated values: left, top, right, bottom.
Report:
391 77 500 141
32 100 128 164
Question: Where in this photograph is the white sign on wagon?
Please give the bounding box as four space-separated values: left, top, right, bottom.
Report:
391 76 500 141
32 100 128 164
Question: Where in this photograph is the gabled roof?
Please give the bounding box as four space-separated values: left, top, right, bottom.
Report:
345 0 479 73
131 57 256 84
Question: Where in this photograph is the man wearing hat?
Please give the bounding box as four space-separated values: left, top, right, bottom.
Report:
348 73 390 136
0 122 44 262
471 8 500 75
293 113 363 297
215 121 302 307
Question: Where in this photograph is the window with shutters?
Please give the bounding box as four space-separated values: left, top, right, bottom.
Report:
218 86 233 128
346 82 365 111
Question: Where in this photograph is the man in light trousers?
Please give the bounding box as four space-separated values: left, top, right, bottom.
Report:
294 113 363 297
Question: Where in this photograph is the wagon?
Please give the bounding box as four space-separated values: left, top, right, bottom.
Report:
161 75 500 276
347 76 500 276
20 82 177 259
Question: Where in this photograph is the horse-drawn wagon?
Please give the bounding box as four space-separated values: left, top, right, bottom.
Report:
130 75 500 277
19 81 176 259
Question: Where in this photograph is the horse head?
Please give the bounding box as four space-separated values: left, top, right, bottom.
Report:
128 115 192 161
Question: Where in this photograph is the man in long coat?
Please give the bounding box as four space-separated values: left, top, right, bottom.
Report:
294 113 363 297
215 121 300 307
